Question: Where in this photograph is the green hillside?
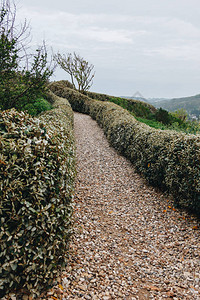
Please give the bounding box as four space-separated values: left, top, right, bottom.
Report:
152 94 200 118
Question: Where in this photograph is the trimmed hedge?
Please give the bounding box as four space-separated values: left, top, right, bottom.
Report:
49 81 200 215
0 91 75 297
86 90 157 115
49 80 156 114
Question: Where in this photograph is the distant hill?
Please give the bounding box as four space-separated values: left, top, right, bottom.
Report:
148 94 200 118
124 96 150 103
148 97 171 103
121 91 150 104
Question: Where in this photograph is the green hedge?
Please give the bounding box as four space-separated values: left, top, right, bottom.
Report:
49 80 156 114
0 91 75 297
86 90 157 115
49 81 200 215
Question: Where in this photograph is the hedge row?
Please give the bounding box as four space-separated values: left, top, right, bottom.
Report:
0 91 75 297
49 81 200 215
50 80 156 114
86 90 157 114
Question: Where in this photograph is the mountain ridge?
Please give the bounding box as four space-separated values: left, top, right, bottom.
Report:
122 93 200 118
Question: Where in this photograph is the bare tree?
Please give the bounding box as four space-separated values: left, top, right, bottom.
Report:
54 52 95 92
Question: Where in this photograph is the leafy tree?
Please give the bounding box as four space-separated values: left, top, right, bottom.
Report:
155 108 172 125
171 108 188 122
54 52 95 92
0 0 54 111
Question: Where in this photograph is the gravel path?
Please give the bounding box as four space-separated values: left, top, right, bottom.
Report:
44 112 200 300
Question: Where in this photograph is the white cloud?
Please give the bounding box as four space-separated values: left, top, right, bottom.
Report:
75 27 134 44
144 43 200 62
164 18 200 38
18 9 148 46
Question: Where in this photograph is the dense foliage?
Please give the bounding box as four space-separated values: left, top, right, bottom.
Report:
0 92 75 297
49 81 200 215
0 38 53 113
0 0 54 113
23 97 53 116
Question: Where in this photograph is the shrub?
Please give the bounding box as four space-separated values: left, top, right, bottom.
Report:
49 81 200 215
0 92 75 297
51 80 74 90
135 117 167 130
22 98 53 116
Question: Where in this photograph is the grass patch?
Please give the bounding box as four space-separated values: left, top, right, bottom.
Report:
135 117 168 130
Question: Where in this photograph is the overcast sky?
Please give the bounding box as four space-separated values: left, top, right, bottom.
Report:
17 0 200 98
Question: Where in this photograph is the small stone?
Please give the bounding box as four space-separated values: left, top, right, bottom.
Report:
79 277 85 282
99 271 105 277
79 284 88 291
167 291 176 297
47 291 54 296
184 272 192 278
144 285 161 291
62 278 70 288
56 288 63 295
132 287 138 294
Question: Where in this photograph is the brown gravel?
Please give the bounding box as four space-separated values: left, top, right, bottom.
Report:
42 112 200 300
